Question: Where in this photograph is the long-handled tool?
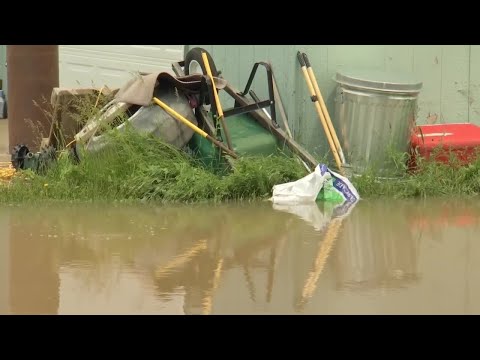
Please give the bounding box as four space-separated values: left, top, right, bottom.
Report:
297 51 344 174
201 52 234 151
153 97 238 159
302 53 346 165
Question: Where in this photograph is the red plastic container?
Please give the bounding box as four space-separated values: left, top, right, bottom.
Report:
409 123 480 167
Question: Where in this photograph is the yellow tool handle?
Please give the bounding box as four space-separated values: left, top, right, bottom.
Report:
202 52 224 118
307 66 346 164
201 52 233 151
153 97 208 138
300 65 343 174
153 96 238 159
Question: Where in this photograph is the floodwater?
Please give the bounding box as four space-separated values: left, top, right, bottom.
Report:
0 198 479 315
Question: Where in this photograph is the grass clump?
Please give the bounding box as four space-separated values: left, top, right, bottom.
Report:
352 147 480 199
7 87 480 204
5 132 480 203
0 127 308 204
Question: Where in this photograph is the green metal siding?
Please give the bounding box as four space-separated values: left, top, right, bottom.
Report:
186 45 478 157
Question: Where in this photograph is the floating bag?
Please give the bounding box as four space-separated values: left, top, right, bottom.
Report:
270 164 360 205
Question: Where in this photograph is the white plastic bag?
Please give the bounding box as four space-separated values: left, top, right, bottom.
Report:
270 164 360 205
270 164 331 204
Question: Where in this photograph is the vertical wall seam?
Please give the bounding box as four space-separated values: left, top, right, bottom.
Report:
411 46 415 72
440 46 444 123
467 45 472 123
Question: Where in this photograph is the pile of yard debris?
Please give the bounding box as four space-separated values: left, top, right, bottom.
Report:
4 48 323 203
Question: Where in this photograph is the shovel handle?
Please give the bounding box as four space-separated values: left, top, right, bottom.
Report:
152 97 238 159
201 52 234 151
202 52 224 118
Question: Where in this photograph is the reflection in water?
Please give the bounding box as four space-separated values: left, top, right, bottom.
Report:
335 199 421 292
0 198 479 314
273 199 359 311
9 211 59 315
296 216 343 312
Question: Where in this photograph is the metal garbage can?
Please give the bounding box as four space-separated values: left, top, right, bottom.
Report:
333 69 422 176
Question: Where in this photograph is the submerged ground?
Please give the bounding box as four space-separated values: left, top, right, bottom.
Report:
1 198 479 315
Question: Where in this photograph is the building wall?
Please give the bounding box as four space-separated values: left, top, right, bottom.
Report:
186 45 478 156
2 45 478 157
59 45 183 89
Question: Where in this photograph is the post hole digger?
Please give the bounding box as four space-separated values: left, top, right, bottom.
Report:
297 52 346 175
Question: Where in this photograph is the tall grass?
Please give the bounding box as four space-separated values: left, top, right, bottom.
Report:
351 147 480 199
0 126 308 204
5 90 480 203
4 127 480 203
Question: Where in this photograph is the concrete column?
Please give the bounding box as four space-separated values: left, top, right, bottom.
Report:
7 45 59 152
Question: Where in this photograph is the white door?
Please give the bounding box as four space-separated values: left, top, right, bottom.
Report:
59 45 184 89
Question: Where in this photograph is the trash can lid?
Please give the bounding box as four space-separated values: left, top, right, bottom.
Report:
335 69 423 93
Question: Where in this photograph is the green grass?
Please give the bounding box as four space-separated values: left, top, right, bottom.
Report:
0 127 308 204
5 89 480 203
351 147 480 199
4 128 480 203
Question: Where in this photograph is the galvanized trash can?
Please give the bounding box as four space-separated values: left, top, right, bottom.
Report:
333 69 422 176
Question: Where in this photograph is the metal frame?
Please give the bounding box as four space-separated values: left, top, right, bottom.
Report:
172 58 318 170
238 61 277 127
173 60 276 127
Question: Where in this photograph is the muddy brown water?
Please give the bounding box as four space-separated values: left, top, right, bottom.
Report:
0 198 479 315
